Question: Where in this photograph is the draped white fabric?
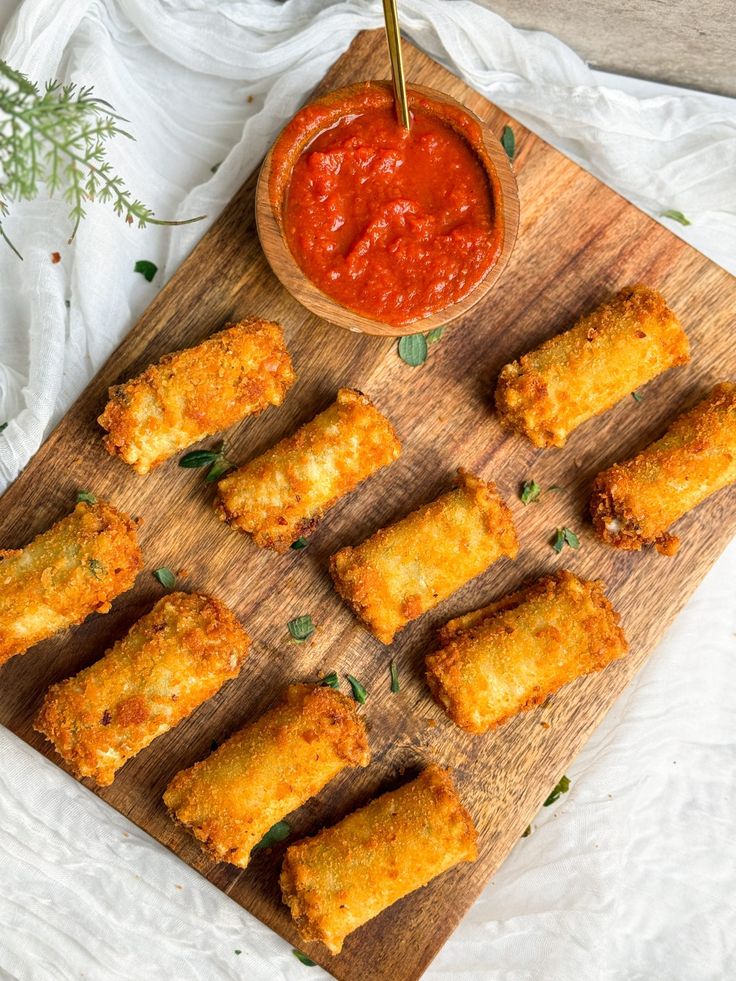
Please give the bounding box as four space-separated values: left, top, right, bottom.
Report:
0 1 734 978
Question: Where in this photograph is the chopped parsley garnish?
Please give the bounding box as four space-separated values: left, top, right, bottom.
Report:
543 775 570 807
660 209 690 227
347 674 367 704
87 558 105 579
291 537 309 550
426 326 445 344
234 949 241 955
520 479 541 505
134 259 157 282
292 949 317 967
252 820 291 851
398 333 428 367
521 824 532 838
77 490 97 504
179 443 234 483
288 615 315 642
390 659 400 693
552 527 580 553
0 422 6 433
153 567 176 589
631 391 643 403
319 671 339 689
501 125 515 160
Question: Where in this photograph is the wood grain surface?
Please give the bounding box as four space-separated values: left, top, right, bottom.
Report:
1 29 735 981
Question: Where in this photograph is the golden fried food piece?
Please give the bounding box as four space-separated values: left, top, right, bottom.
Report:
329 469 519 645
0 501 142 667
216 388 401 551
35 592 249 786
163 684 369 867
495 285 689 448
280 764 477 955
426 571 627 733
591 381 736 555
98 318 296 474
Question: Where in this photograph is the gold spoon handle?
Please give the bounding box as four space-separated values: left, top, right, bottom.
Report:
382 0 411 130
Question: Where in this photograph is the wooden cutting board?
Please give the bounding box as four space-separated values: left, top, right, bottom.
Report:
1 28 734 981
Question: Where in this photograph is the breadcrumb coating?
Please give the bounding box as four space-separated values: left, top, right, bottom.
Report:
590 381 736 555
164 684 369 868
329 469 519 644
280 764 478 954
426 571 628 733
216 388 401 551
35 592 249 786
0 501 142 667
495 284 689 448
98 318 295 474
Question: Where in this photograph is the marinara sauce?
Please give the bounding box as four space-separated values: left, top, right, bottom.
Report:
277 91 500 326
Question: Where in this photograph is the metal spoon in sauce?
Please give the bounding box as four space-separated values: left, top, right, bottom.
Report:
382 0 411 130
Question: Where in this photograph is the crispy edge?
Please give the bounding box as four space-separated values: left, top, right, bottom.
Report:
98 318 295 474
0 500 142 666
590 381 736 555
494 284 689 448
215 387 401 552
163 684 370 866
427 571 628 733
328 469 519 645
34 592 249 786
279 765 478 954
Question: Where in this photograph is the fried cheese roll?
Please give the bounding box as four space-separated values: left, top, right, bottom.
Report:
426 570 627 733
216 388 401 551
495 284 689 448
329 469 519 645
590 381 736 555
98 318 296 474
0 501 141 667
35 592 250 786
280 764 478 955
163 683 369 867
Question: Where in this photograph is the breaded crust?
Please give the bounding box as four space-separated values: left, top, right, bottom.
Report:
98 318 296 474
0 501 142 667
590 381 736 555
329 469 519 645
280 764 478 955
495 284 689 448
426 570 628 734
215 388 401 551
34 592 249 786
163 684 370 868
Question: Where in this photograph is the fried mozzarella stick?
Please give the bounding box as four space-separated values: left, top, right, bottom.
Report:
591 381 736 555
0 501 141 667
495 285 689 448
35 593 249 786
98 318 296 474
281 764 478 955
216 388 401 551
164 684 369 867
426 571 627 733
329 469 519 645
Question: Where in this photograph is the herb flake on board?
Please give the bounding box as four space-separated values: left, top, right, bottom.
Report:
153 567 176 589
288 615 315 642
543 775 570 807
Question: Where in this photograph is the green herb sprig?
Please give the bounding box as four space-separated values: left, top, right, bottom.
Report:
660 209 691 227
0 60 204 257
288 615 315 642
389 659 400 693
76 490 97 504
552 527 580 553
292 949 317 967
398 326 446 367
252 820 291 851
153 567 176 589
347 674 367 704
501 125 515 160
319 671 339 689
179 443 235 483
543 775 570 807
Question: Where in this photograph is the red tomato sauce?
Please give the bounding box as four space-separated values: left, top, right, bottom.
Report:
279 99 500 325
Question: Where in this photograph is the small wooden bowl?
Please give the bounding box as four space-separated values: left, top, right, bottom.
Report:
256 81 520 337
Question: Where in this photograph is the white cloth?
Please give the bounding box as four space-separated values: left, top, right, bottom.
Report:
0 1 734 978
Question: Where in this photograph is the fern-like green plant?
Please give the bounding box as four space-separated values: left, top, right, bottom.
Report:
0 59 204 257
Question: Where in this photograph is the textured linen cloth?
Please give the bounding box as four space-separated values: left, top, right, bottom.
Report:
0 1 735 979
